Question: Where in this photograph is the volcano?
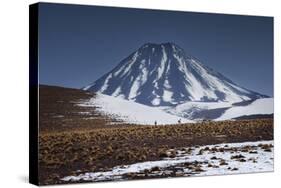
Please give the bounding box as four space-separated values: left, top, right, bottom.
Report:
83 42 267 106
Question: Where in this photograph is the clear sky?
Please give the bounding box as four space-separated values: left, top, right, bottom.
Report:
38 3 273 96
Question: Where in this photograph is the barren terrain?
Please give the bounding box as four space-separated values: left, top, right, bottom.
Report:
38 85 273 185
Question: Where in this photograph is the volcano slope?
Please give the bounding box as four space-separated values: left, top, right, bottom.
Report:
84 43 267 107
38 85 273 185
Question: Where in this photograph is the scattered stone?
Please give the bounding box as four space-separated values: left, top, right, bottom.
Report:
169 151 177 158
211 147 218 152
143 169 150 174
260 144 272 150
241 149 249 152
231 154 245 159
194 166 204 172
126 172 136 178
203 161 209 164
187 148 193 153
264 148 272 152
219 160 228 166
159 152 169 158
204 147 210 151
239 159 247 162
151 166 161 171
183 162 191 167
175 171 184 176
180 148 187 152
219 148 225 152
197 149 204 155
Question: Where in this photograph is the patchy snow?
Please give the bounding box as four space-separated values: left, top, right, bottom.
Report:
187 59 254 103
77 112 91 115
162 90 174 102
157 45 167 80
217 98 273 120
174 55 207 101
82 85 92 91
113 51 140 77
99 74 112 92
61 140 273 182
78 94 272 122
176 101 232 111
112 87 121 97
139 63 148 85
165 61 171 75
153 82 159 89
160 101 232 119
128 77 140 100
127 60 149 100
157 98 273 121
164 79 171 89
79 93 192 125
151 97 161 106
228 82 251 95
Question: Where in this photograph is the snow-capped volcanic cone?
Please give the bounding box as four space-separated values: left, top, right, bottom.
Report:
83 42 267 106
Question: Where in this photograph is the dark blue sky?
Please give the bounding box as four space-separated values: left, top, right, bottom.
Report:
38 3 273 96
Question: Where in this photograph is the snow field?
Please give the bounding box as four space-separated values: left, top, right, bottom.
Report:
62 140 273 182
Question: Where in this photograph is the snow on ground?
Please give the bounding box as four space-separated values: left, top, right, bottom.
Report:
158 98 273 121
175 101 232 111
99 73 112 92
162 90 174 102
78 94 273 123
61 140 273 182
161 101 232 118
78 93 193 125
216 98 273 121
157 45 167 80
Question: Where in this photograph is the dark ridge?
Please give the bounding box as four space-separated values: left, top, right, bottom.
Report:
232 99 256 106
234 114 273 120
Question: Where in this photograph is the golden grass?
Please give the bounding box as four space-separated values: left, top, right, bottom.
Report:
38 119 273 184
